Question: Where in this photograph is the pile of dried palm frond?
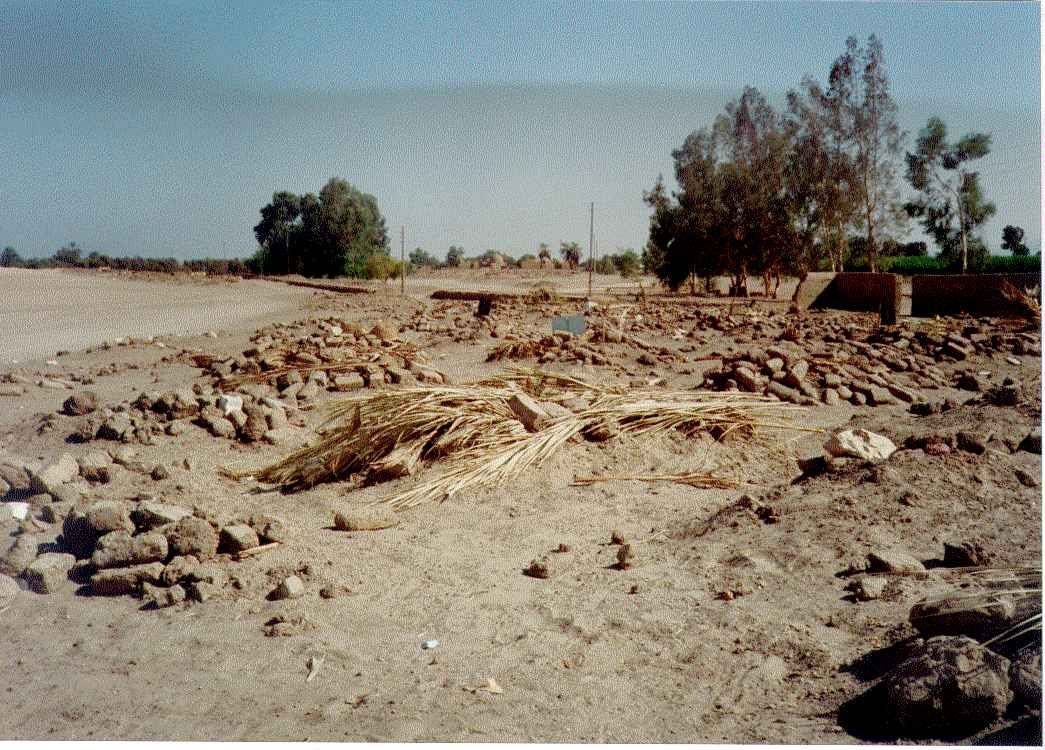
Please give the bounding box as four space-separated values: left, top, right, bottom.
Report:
240 368 809 509
999 280 1041 326
910 566 1041 656
523 283 561 305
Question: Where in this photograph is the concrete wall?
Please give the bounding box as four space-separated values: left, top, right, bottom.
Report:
911 273 1041 317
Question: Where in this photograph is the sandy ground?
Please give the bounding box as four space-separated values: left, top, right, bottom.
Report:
0 269 315 363
0 270 1039 743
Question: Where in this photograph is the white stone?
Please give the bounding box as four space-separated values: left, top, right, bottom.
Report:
30 453 79 494
216 393 244 416
824 429 896 462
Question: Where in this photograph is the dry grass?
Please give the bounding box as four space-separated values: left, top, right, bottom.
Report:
999 280 1041 326
910 566 1042 654
242 367 809 509
523 283 561 305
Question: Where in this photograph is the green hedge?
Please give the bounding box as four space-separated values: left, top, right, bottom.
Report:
852 254 1042 275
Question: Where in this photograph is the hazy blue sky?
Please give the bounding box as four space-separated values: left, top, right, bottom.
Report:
1 0 1040 261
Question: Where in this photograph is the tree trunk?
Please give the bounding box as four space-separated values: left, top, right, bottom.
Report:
866 208 878 274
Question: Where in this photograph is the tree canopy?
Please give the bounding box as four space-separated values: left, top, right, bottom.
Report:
252 179 389 278
904 118 995 272
1002 225 1029 257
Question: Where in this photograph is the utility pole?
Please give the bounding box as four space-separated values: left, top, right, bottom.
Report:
587 202 594 298
400 225 405 295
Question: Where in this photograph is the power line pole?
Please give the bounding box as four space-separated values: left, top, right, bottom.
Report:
400 225 405 295
587 202 594 298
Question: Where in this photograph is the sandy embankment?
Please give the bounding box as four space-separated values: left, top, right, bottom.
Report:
0 269 314 363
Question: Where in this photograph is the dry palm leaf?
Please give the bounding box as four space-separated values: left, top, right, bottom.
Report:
239 367 809 509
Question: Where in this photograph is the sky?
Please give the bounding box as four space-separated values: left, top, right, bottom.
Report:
0 0 1040 261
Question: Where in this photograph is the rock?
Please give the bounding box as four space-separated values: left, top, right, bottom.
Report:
201 407 236 438
0 534 38 576
62 391 98 416
263 426 311 448
91 530 168 569
849 576 888 601
942 341 970 360
867 549 925 574
825 429 896 462
370 321 398 342
767 381 805 404
883 636 1012 737
219 524 259 553
247 515 287 543
90 562 166 595
956 373 983 391
783 360 809 388
142 582 187 608
161 555 200 586
78 450 114 483
132 501 191 530
332 373 365 391
733 367 760 392
0 460 31 493
1018 430 1041 454
96 412 133 441
955 431 987 455
238 409 269 443
185 580 221 603
272 574 305 600
1010 647 1041 707
187 562 227 588
866 386 897 406
507 393 552 432
216 393 243 416
22 552 76 594
85 500 135 534
40 501 73 524
164 516 219 559
297 381 320 401
333 510 398 531
29 453 79 494
836 385 853 400
942 541 991 568
61 509 100 559
822 388 841 406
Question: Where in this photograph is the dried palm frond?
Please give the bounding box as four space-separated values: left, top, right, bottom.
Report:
240 368 809 509
570 472 737 489
999 280 1041 326
910 566 1042 654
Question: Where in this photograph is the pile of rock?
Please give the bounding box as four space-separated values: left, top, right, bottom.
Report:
194 317 447 393
3 495 287 607
487 331 611 366
702 345 929 407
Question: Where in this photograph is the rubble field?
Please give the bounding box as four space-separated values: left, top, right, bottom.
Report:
0 270 1040 742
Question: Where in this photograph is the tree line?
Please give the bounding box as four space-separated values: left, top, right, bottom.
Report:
643 34 1037 295
0 242 252 275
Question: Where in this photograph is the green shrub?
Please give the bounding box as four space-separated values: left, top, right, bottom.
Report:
984 254 1041 274
884 256 947 275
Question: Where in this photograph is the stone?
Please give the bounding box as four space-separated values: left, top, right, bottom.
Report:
942 541 991 568
97 412 133 441
133 501 192 530
216 393 243 416
165 516 219 559
237 409 269 443
733 366 760 392
956 373 983 391
29 453 79 495
40 501 73 524
61 509 100 559
866 386 897 406
0 573 19 608
247 515 287 543
62 391 98 416
0 534 38 576
836 385 853 400
825 429 896 462
822 388 841 406
883 636 1012 737
0 460 31 493
200 406 236 439
333 510 398 531
187 562 227 588
332 373 366 391
850 575 887 601
78 450 114 483
91 531 168 569
185 580 220 603
955 431 987 455
272 574 305 600
150 464 169 481
1010 647 1041 707
90 562 166 595
263 426 311 448
85 500 135 534
867 549 926 574
507 393 552 432
22 552 76 594
142 582 187 608
219 524 259 553
370 321 398 342
767 381 804 404
1018 430 1041 454
161 555 200 586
